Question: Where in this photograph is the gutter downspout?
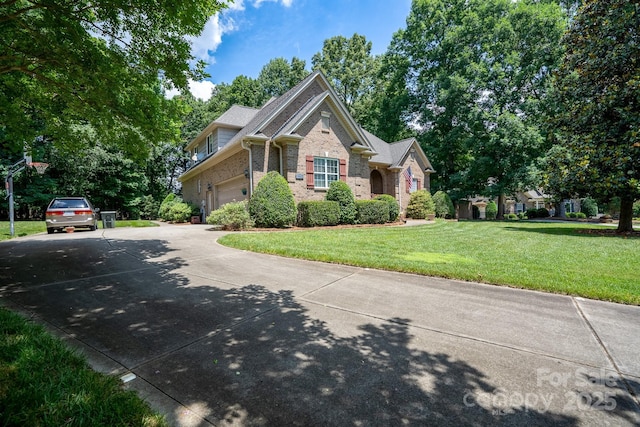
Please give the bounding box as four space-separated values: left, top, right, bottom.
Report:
241 140 253 197
271 139 284 175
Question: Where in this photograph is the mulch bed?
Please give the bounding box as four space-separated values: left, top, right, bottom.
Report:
575 228 640 238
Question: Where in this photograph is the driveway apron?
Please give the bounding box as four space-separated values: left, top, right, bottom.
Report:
1 225 639 426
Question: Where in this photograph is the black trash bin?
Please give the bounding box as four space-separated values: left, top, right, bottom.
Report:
101 211 116 229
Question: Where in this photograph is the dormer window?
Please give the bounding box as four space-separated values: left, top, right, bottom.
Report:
206 134 214 154
321 111 331 133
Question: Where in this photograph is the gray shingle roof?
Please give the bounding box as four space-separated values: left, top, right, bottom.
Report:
214 105 260 127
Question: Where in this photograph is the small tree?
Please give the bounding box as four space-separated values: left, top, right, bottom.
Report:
326 181 357 224
405 190 435 219
433 191 455 219
485 201 498 220
248 171 296 228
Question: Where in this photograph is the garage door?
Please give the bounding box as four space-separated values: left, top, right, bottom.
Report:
216 175 249 208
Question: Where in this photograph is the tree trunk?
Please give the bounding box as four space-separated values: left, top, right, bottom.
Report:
617 197 634 233
497 194 505 219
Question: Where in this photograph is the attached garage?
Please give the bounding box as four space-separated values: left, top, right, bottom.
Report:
215 175 248 209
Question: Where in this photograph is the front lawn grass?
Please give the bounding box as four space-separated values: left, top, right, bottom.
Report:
218 221 640 305
0 307 167 426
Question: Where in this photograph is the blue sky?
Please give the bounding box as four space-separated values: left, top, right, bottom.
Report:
179 0 412 100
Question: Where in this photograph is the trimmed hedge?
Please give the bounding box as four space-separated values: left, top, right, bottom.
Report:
356 200 389 224
326 181 356 224
374 194 399 222
297 201 340 227
249 171 297 228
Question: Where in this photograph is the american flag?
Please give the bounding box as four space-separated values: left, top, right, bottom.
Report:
403 166 412 187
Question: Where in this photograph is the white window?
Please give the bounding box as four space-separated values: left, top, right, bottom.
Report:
206 134 214 154
321 111 331 133
314 157 339 188
410 178 419 193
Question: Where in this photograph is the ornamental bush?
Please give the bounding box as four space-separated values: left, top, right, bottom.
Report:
405 190 435 219
297 201 340 227
485 201 498 220
207 200 254 230
158 193 192 222
249 171 296 228
580 198 598 218
326 180 356 224
355 200 389 224
525 208 538 219
433 191 455 219
634 201 640 219
537 208 550 218
373 194 399 222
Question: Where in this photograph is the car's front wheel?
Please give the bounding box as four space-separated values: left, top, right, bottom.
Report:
47 228 54 234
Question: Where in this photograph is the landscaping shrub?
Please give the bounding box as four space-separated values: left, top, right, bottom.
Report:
580 198 598 218
158 193 192 222
517 212 526 220
249 171 296 228
485 201 498 220
207 201 254 230
158 193 177 220
537 208 550 218
297 201 340 227
576 212 587 219
326 181 357 224
567 212 577 218
374 194 399 222
433 191 455 219
506 213 518 220
405 190 435 219
355 200 389 224
525 208 538 219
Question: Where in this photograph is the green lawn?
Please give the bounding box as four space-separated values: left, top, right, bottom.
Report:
0 308 167 426
0 220 159 241
219 221 640 305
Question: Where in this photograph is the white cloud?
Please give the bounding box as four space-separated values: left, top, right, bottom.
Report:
165 79 216 101
189 80 216 100
253 0 293 7
189 13 237 64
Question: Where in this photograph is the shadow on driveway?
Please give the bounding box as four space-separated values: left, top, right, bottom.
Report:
0 234 611 425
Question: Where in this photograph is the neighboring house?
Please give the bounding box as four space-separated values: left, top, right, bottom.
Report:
458 189 579 219
179 71 434 217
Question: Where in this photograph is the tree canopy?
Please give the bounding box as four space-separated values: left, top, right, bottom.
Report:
0 0 226 158
547 0 640 232
392 0 566 210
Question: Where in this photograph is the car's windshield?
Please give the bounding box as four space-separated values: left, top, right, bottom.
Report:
50 199 89 209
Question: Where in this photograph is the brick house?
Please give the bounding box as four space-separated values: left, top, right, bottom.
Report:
179 71 434 217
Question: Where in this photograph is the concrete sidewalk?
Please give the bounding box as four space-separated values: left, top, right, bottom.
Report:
1 225 639 426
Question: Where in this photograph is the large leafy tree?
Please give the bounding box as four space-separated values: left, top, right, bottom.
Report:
311 34 378 120
257 57 309 98
394 0 565 210
0 0 226 158
548 0 639 232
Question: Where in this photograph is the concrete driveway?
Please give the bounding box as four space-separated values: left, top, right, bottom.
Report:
1 225 639 426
